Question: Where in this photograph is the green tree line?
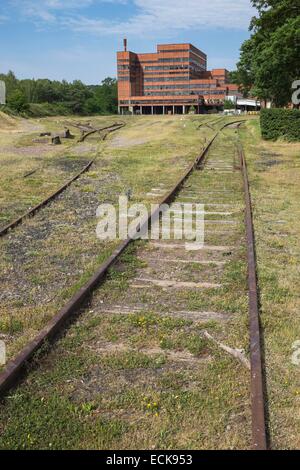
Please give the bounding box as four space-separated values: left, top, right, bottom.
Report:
233 0 300 106
0 71 118 115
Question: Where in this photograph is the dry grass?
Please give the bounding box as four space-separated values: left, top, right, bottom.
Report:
0 115 121 226
0 123 252 450
0 114 235 362
240 121 300 449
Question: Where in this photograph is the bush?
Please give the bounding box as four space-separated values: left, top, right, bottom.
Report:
8 89 29 113
28 102 72 117
260 108 300 141
0 71 118 117
224 99 236 110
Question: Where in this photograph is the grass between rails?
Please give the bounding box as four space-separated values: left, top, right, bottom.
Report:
0 115 119 226
240 121 300 449
0 126 251 450
0 115 238 363
2 292 248 450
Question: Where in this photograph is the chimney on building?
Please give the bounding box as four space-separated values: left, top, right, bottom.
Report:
123 38 127 52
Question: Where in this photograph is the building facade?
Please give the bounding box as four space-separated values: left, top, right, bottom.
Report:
117 41 241 115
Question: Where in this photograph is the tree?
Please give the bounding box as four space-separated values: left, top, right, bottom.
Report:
20 79 38 103
237 0 300 106
0 71 118 116
94 78 118 114
224 99 236 110
229 68 252 98
8 89 29 112
0 70 18 100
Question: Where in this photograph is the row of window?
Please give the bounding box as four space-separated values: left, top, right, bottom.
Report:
157 49 190 53
144 92 196 96
144 71 189 77
135 69 205 77
118 65 191 72
158 48 205 57
144 65 188 71
118 64 206 74
130 99 201 104
190 65 206 73
119 77 225 96
144 61 206 71
144 90 225 96
144 77 189 82
119 76 220 84
190 60 206 68
119 100 223 106
157 57 206 64
144 75 189 82
144 71 188 76
158 57 189 63
117 60 206 68
144 84 219 90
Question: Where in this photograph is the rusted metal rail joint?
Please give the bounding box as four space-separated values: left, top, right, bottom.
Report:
239 143 267 450
0 119 245 399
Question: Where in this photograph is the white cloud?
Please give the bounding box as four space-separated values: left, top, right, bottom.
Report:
9 0 127 22
0 14 8 22
65 0 254 35
10 0 255 34
135 0 254 30
60 1 254 37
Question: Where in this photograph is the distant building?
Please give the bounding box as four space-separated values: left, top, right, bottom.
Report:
0 80 6 105
117 41 242 115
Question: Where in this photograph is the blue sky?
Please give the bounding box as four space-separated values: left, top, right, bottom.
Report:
0 1 256 84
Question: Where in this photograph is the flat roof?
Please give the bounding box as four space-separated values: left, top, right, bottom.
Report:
117 43 206 57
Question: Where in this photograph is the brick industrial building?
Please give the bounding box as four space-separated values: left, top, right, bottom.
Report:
117 41 241 115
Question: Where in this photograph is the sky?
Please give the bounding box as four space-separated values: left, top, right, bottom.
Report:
0 0 256 85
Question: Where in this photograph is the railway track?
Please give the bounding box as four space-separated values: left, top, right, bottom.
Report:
78 122 125 142
0 119 267 449
0 123 126 237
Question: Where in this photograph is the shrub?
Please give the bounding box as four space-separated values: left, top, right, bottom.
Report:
8 89 29 113
224 99 236 110
28 102 72 117
260 108 300 141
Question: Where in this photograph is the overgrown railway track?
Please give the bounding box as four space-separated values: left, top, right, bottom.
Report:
0 119 267 450
0 122 125 237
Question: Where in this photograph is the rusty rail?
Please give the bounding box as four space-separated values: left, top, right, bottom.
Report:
78 122 125 142
239 144 267 450
0 124 125 238
0 119 248 399
0 159 94 237
0 130 221 398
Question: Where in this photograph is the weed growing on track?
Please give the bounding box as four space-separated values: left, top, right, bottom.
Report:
240 120 300 449
0 115 238 363
0 124 252 450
